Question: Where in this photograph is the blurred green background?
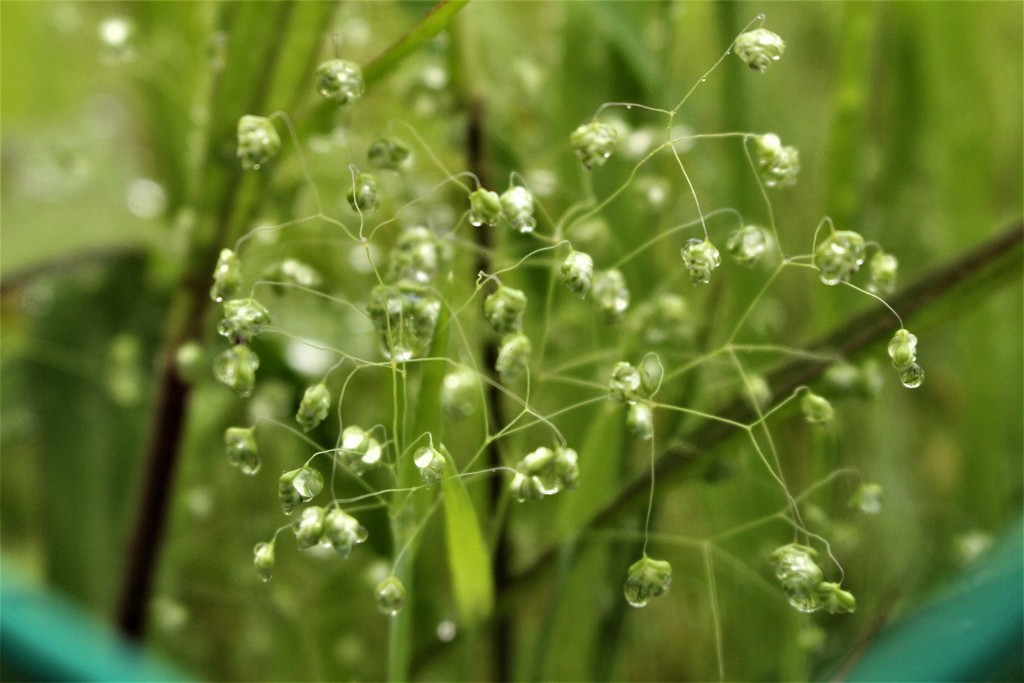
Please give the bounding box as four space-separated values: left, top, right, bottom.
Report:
1 2 1021 681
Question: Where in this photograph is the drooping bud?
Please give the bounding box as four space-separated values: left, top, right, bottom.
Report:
347 172 380 214
814 230 866 285
316 58 364 105
296 382 331 432
214 345 260 397
734 28 786 72
224 427 259 475
441 366 478 420
726 225 770 266
755 133 800 188
868 251 899 295
367 137 410 170
253 542 275 582
323 507 368 558
294 506 327 550
801 391 834 425
680 238 722 285
591 269 630 323
414 445 447 487
210 248 242 303
816 581 857 614
499 186 536 234
887 328 917 371
570 120 618 169
468 188 503 227
623 555 672 607
609 362 642 404
495 333 532 382
375 575 406 616
218 298 271 344
484 286 528 336
627 402 654 440
237 115 281 170
770 543 825 613
561 249 594 297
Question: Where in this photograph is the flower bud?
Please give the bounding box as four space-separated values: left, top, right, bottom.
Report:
375 575 406 616
801 391 834 425
770 543 824 613
734 28 786 72
347 172 380 214
296 382 331 432
210 248 242 303
561 250 594 298
278 470 303 515
815 581 857 614
726 225 770 266
237 115 281 170
253 542 275 582
570 120 618 169
609 362 642 404
510 471 545 503
627 402 654 440
623 555 672 607
217 298 271 344
495 333 532 382
814 230 866 285
225 427 259 475
367 283 441 361
316 58 364 105
414 445 447 487
680 238 722 285
591 269 630 323
367 137 410 170
484 286 528 336
552 446 579 490
214 345 260 397
468 188 503 227
294 506 326 550
868 251 899 295
887 328 917 371
500 186 536 234
323 507 368 558
755 133 800 188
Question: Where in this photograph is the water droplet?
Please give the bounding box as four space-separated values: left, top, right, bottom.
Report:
899 363 924 389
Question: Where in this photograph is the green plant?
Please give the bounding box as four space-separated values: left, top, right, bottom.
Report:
2 3 1021 682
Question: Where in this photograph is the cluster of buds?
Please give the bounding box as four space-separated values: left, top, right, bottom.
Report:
680 238 722 285
755 133 800 188
367 137 410 170
237 115 281 170
316 58 364 105
347 171 380 214
510 446 579 502
337 426 384 475
623 555 673 607
770 543 856 614
367 283 441 361
225 426 260 475
560 249 594 298
733 28 786 72
888 328 924 388
814 229 866 285
293 505 368 557
591 268 630 323
278 466 325 515
570 120 618 169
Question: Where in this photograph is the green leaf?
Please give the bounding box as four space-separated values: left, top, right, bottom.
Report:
441 450 494 628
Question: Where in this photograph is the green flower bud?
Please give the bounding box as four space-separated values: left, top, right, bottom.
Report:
387 226 448 285
495 333 532 382
591 269 630 323
338 426 384 475
294 506 326 550
347 172 380 214
278 470 303 515
552 446 579 490
623 555 672 607
680 238 722 285
217 298 271 344
367 283 441 361
770 543 825 613
296 382 331 432
214 345 260 397
367 137 410 170
210 248 242 303
500 186 536 234
511 445 579 501
815 581 857 614
609 362 642 404
734 28 786 72
237 115 281 170
484 286 528 336
801 391 834 425
375 575 406 616
868 251 899 295
414 445 447 487
225 426 259 475
441 366 478 420
814 230 866 285
726 225 770 266
850 483 883 515
570 120 618 169
253 541 275 582
755 133 800 188
323 507 368 558
561 250 594 298
627 402 654 440
887 328 917 371
510 471 545 503
316 58 364 105
899 362 925 389
468 188 503 227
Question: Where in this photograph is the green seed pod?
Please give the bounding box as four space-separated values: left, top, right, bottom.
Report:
316 58 364 105
214 345 260 397
218 298 271 345
561 250 594 298
591 269 630 323
755 133 800 188
323 507 368 558
296 382 331 432
801 391 834 425
387 226 448 285
441 366 478 420
887 328 918 371
347 172 380 214
367 283 441 361
495 333 532 382
225 427 259 475
814 230 866 285
868 251 899 295
770 543 825 613
210 248 242 303
294 506 326 550
680 238 722 285
499 186 536 234
726 225 770 266
570 120 618 169
278 470 303 515
253 541 275 582
236 115 281 170
484 286 528 336
734 28 786 72
510 472 544 503
626 402 654 440
609 362 642 404
468 188 503 227
375 575 406 616
414 445 447 487
850 483 883 515
623 555 673 608
367 137 410 170
899 362 925 389
815 581 857 614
